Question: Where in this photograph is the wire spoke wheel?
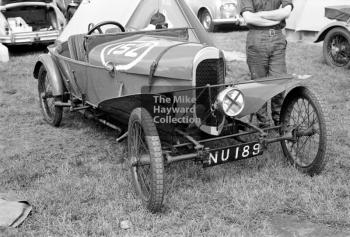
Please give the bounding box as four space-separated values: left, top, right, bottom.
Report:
128 107 164 212
280 87 330 176
328 34 350 66
37 66 62 127
130 121 152 199
323 27 350 68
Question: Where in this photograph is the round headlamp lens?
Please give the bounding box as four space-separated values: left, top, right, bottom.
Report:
217 87 245 117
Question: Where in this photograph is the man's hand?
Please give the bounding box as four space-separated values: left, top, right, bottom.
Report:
257 5 293 21
242 11 281 27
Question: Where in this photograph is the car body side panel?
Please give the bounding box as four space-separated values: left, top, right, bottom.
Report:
314 21 350 43
85 67 126 106
73 64 195 106
53 54 122 107
66 61 89 99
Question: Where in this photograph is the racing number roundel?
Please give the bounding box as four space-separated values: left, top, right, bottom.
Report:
100 41 159 71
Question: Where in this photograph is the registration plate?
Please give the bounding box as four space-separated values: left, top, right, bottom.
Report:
203 142 263 167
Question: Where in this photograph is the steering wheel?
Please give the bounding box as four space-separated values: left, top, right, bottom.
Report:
87 21 125 35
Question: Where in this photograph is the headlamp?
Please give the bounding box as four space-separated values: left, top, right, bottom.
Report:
220 3 237 18
222 3 235 11
216 87 245 117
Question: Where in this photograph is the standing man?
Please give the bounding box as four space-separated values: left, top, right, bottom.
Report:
240 0 293 127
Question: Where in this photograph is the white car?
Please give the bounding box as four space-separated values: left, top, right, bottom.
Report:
0 0 66 45
185 0 244 32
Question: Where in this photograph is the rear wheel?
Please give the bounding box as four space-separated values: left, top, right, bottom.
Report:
323 27 350 68
128 107 164 212
38 66 62 127
280 87 330 176
199 9 214 32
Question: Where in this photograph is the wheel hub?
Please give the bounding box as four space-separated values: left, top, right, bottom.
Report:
329 35 350 66
331 45 339 55
201 13 212 30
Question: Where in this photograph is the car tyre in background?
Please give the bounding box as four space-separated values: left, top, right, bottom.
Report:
323 27 350 68
38 66 63 127
128 107 164 212
199 9 214 32
279 87 331 176
67 7 77 21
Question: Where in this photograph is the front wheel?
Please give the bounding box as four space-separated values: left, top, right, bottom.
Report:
280 87 330 176
38 66 63 127
128 107 164 212
323 27 350 68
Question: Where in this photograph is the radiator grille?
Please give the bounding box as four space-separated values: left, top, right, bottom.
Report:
196 58 225 87
195 58 225 126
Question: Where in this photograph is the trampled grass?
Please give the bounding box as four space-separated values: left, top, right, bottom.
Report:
0 31 349 236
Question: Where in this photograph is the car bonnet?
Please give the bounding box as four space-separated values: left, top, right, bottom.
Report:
88 34 205 80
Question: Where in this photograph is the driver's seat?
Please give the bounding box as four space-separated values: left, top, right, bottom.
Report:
68 34 88 62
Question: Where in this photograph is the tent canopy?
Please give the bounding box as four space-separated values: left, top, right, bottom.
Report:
58 0 213 45
286 0 350 32
58 0 141 41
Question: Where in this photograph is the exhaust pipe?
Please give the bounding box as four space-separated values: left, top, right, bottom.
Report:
79 110 122 137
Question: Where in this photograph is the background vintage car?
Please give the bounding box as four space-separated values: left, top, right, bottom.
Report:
185 0 244 31
314 5 350 68
0 0 66 45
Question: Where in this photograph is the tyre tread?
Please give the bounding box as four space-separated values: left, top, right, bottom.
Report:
38 66 63 127
128 107 164 212
280 87 331 176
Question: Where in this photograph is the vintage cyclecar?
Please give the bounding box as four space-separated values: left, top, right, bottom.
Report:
34 0 331 212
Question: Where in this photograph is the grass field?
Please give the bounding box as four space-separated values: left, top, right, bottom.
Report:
0 31 350 236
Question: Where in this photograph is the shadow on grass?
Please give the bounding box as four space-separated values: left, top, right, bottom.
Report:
8 44 49 57
57 110 127 164
60 109 127 132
